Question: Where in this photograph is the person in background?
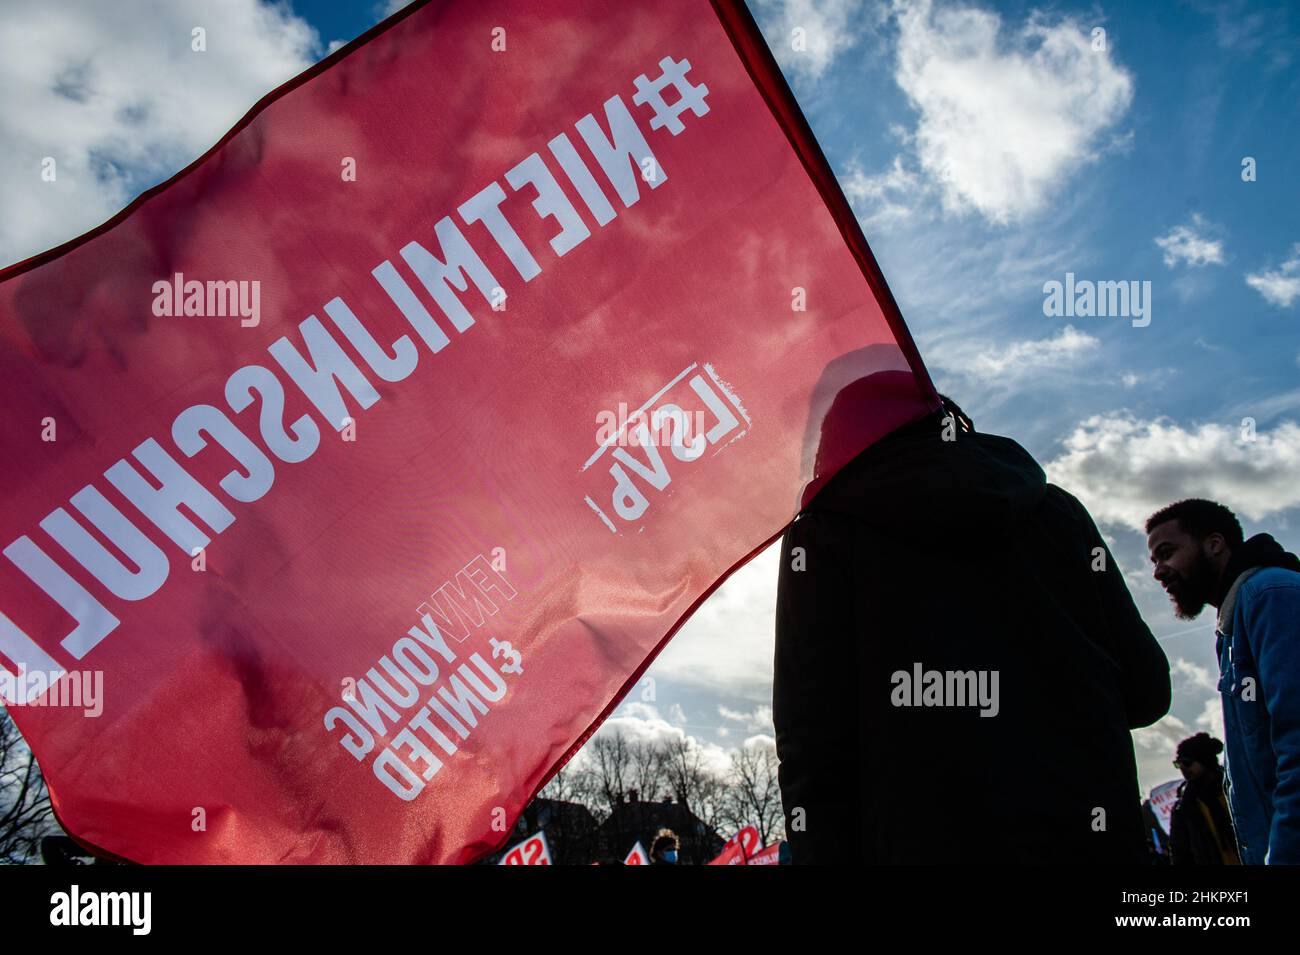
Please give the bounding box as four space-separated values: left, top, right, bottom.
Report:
1168 733 1239 865
650 828 679 865
1146 499 1300 864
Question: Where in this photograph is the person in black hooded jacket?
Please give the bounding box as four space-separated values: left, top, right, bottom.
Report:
774 397 1171 864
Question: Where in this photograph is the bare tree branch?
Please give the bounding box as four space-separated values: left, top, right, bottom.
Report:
725 741 783 846
0 706 56 864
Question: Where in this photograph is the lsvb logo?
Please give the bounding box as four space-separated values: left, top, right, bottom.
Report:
580 362 750 533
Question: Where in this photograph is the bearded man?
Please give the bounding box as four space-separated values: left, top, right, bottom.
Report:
1146 498 1300 864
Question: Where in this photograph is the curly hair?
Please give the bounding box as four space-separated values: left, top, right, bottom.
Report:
1145 499 1243 548
1176 732 1225 768
650 828 679 856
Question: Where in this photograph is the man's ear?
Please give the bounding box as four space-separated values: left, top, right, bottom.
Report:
1204 532 1227 558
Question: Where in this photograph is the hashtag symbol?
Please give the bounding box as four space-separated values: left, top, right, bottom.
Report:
631 56 710 136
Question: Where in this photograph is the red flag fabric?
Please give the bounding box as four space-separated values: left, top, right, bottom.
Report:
708 841 748 866
0 0 935 863
709 825 760 864
726 824 761 859
747 842 782 865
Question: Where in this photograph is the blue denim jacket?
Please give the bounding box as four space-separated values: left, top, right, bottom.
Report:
1216 566 1300 864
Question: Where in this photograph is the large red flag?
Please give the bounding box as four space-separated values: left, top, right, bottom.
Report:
0 0 935 863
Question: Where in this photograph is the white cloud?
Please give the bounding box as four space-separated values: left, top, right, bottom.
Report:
651 541 780 693
1155 216 1225 268
964 325 1098 380
1131 659 1223 789
842 155 922 225
756 0 871 82
1170 272 1216 305
1209 1 1293 70
1171 657 1216 693
601 705 690 748
1245 243 1300 307
1133 713 1190 754
1225 387 1300 425
924 324 1103 410
889 0 1133 224
1044 413 1300 530
718 704 775 735
0 0 319 267
582 704 735 777
1195 696 1224 737
377 0 416 18
618 701 663 723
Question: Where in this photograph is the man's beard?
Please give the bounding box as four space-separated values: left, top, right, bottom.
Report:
1166 556 1219 620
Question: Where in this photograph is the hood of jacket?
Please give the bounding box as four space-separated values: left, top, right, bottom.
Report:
1212 532 1300 611
802 412 1048 538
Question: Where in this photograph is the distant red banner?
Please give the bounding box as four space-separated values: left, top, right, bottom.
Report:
708 842 747 866
747 842 782 865
0 0 934 863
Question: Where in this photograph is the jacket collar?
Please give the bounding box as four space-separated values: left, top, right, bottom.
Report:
1213 533 1300 635
1216 567 1262 637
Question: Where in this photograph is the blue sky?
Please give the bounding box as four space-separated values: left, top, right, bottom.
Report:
2 0 1297 800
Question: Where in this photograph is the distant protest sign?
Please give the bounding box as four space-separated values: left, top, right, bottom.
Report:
499 831 552 866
